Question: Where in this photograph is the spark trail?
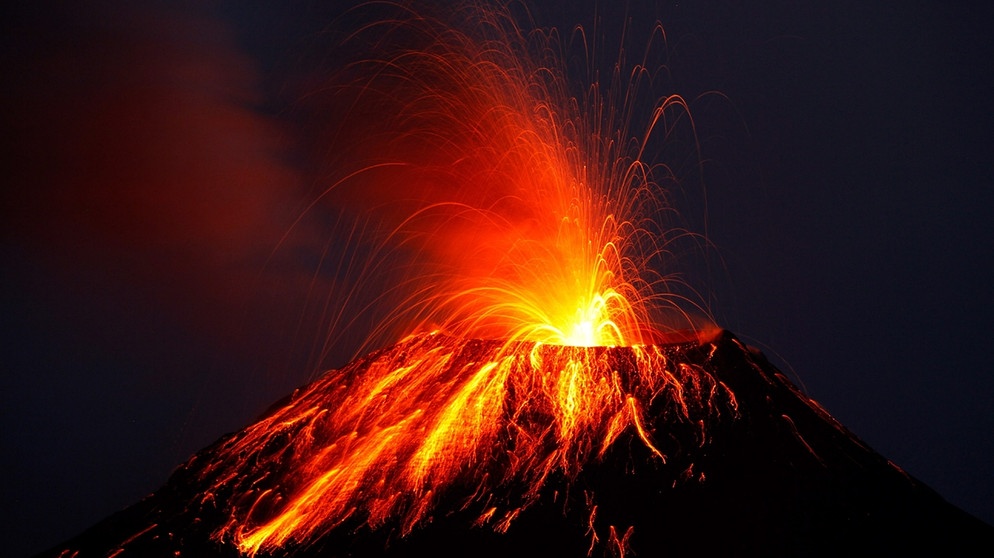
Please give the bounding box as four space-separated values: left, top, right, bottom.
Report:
293 1 708 356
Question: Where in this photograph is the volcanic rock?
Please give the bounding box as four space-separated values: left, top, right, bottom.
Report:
39 331 994 557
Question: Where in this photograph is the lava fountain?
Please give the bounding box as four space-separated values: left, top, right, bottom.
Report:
208 2 716 555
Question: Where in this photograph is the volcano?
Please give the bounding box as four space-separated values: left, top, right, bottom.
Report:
39 331 992 557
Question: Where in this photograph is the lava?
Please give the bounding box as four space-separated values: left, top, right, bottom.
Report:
209 2 710 555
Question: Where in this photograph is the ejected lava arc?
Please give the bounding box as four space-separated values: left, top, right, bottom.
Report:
293 1 708 357
208 2 711 555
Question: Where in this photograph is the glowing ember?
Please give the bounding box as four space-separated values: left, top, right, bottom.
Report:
206 2 714 555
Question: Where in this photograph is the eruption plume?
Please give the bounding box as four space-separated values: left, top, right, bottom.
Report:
292 1 708 359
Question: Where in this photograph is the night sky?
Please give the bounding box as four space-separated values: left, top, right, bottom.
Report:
4 1 993 556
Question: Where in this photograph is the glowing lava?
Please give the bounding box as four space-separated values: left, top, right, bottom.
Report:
203 334 732 556
206 2 713 555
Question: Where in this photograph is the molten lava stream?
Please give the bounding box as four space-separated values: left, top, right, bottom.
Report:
202 333 729 556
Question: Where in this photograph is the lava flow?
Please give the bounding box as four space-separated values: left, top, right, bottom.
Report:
212 2 709 555
202 334 733 555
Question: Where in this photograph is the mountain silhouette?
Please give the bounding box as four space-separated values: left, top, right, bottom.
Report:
39 331 993 557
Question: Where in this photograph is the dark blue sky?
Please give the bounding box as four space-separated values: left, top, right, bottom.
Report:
4 2 993 556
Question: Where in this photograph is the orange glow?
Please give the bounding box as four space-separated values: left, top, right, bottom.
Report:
204 3 719 555
288 2 709 360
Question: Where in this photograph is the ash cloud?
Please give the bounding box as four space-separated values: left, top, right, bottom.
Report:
1 2 313 554
2 0 308 346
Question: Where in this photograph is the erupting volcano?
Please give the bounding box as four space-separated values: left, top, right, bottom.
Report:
39 2 993 557
40 332 994 557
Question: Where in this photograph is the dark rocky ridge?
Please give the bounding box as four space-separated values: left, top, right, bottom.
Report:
40 331 994 557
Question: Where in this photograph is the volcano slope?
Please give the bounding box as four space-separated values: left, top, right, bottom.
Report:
40 331 993 557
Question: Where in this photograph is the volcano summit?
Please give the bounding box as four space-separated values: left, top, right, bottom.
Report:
40 331 993 557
